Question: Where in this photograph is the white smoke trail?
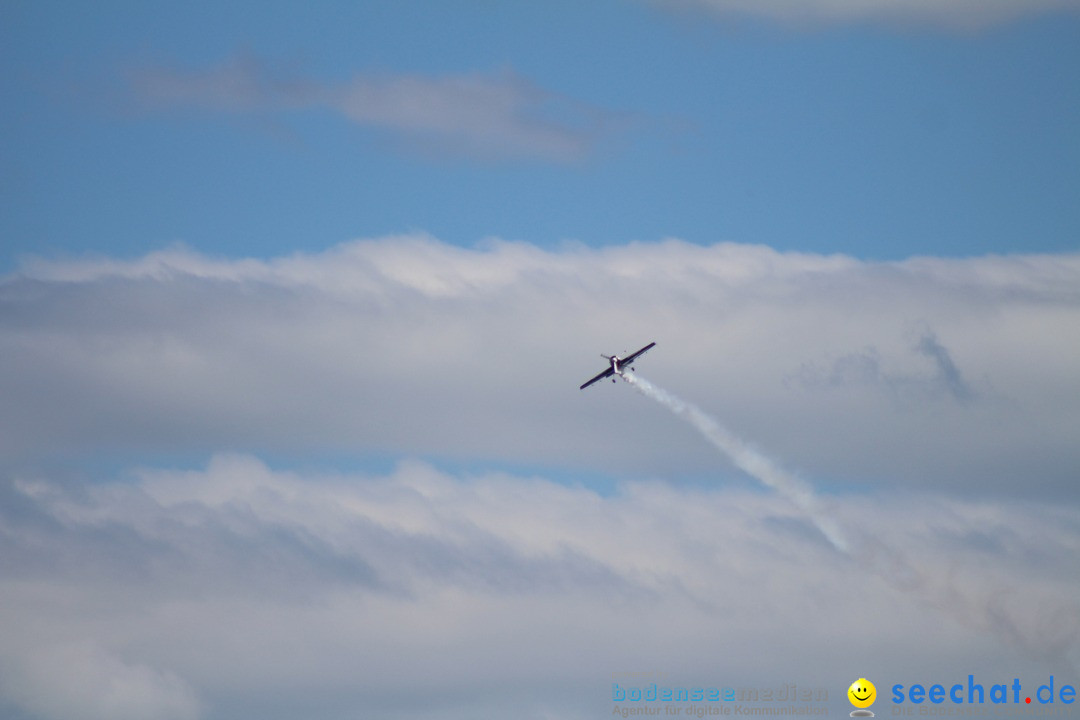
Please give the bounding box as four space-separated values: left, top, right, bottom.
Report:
620 372 851 554
620 371 1080 672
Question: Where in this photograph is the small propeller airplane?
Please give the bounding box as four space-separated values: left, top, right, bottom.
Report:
579 342 656 389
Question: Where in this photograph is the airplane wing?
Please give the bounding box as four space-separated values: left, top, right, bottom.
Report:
579 367 615 390
578 342 656 389
620 342 656 366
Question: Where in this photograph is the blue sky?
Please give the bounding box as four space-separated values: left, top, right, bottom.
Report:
2 4 1080 720
3 0 1078 270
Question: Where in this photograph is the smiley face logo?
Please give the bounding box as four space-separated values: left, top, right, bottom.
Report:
848 678 876 709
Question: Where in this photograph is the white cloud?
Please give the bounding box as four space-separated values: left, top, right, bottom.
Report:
131 58 610 163
331 70 600 163
649 0 1080 28
0 456 1076 719
0 642 200 720
3 235 1078 497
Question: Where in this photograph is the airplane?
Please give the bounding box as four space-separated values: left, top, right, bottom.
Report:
579 342 656 389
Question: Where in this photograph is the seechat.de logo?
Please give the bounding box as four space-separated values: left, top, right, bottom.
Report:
848 678 876 717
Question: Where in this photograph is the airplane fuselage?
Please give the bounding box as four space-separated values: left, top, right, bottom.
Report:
604 354 624 376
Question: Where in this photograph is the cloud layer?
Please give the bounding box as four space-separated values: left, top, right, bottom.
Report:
4 235 1079 496
3 236 1079 718
2 455 1077 719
